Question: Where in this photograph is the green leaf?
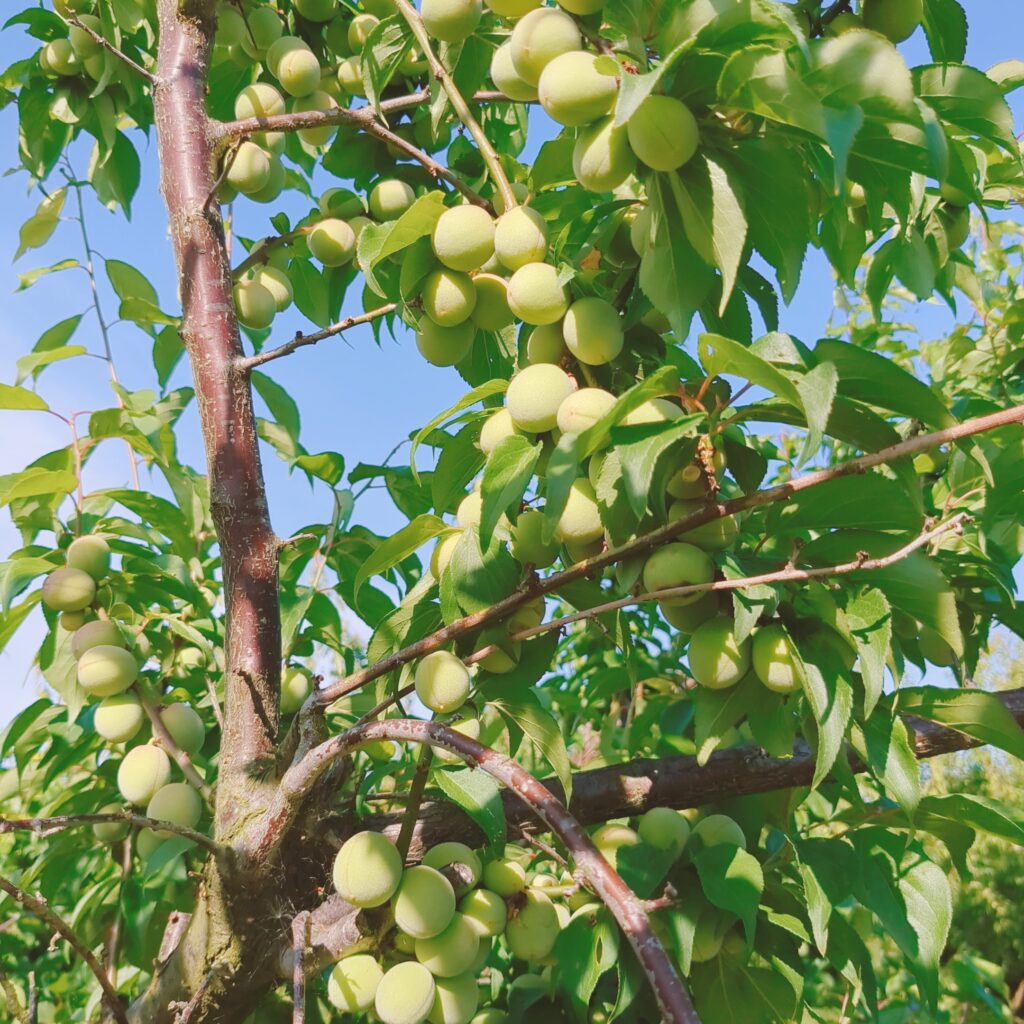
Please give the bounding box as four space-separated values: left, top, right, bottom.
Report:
699 333 803 408
448 527 519 615
16 187 65 259
693 673 760 766
918 793 1024 846
553 906 619 1017
362 14 413 117
614 418 700 518
719 46 825 137
899 858 952 1008
692 960 799 1024
16 259 79 291
914 63 1017 150
432 766 505 845
0 591 41 650
353 514 448 609
0 384 49 412
857 712 921 817
800 634 854 788
778 473 923 533
0 468 78 507
479 435 540 548
922 0 968 64
844 587 891 716
894 688 1024 760
795 360 838 468
89 131 141 215
252 370 301 441
16 345 88 384
107 258 158 306
290 260 330 328
369 191 447 266
694 844 764 944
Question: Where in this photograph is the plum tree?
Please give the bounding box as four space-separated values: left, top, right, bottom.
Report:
146 782 202 837
493 206 549 271
93 693 145 744
919 626 956 666
160 702 206 754
328 954 384 1013
573 117 636 194
421 0 483 42
250 266 293 311
308 218 357 266
537 51 618 127
504 890 558 961
432 206 495 272
375 961 437 1024
509 6 581 85
483 0 539 13
641 543 715 606
668 499 738 551
293 0 337 22
592 823 640 867
415 913 480 976
66 535 110 580
41 567 95 612
751 623 806 694
562 297 624 365
505 364 574 432
507 263 569 326
626 95 700 172
92 804 130 843
415 650 472 713
333 831 404 908
233 279 277 330
422 269 478 326
687 617 752 689
861 0 923 42
77 644 138 697
637 807 690 857
276 47 321 97
394 866 458 939
416 318 476 367
348 13 379 48
431 532 463 578
431 717 481 763
556 387 616 434
117 745 172 806
524 322 567 365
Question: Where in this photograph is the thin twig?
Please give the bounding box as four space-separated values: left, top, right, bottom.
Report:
291 912 310 1024
0 874 129 1024
233 227 310 280
0 965 27 1024
206 676 225 731
64 13 157 83
134 685 213 803
396 740 434 862
238 304 397 370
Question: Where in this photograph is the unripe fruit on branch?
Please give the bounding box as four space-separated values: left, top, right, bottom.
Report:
92 803 130 843
573 117 636 193
78 644 138 697
248 154 285 203
562 297 624 365
592 822 639 867
432 206 495 273
509 7 581 85
293 0 337 22
215 4 246 47
429 972 479 1024
370 179 416 220
690 906 727 963
320 187 365 219
423 843 483 892
415 913 480 977
861 0 922 42
277 47 322 97
688 617 751 689
423 269 478 327
160 702 206 754
641 542 714 606
422 0 483 42
416 319 476 367
348 13 380 49
42 567 95 612
490 42 538 103
456 492 483 529
309 218 357 266
146 782 202 837
117 744 172 805
557 477 602 544
42 39 79 76
135 827 164 861
690 813 746 850
482 858 526 896
494 206 549 270
60 610 87 632
328 954 384 1013
505 364 574 432
395 865 458 939
558 0 602 11
555 386 612 436
626 95 699 172
459 888 507 936
71 619 124 659
251 266 293 312
431 533 462 578
234 83 286 120
375 961 437 1024
511 509 559 568
233 280 276 330
825 12 863 34
939 205 970 250
266 35 308 77
415 651 471 713
334 831 404 907
479 409 522 455
507 262 569 325
668 499 738 551
660 592 720 634
484 0 540 14
281 666 313 713
751 623 805 694
431 717 481 764
624 397 682 426
470 274 514 331
538 51 617 127
67 534 110 580
638 807 690 857
68 14 102 58
504 889 558 961
94 693 145 744
524 323 567 365
337 57 365 96
227 142 271 196
292 91 337 147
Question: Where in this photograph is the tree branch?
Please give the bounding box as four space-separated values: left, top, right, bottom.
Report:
0 874 129 1024
238 304 397 370
291 912 310 1024
0 965 27 1024
315 403 1024 707
64 12 157 83
279 720 699 1024
136 685 213 803
395 740 433 861
232 227 309 279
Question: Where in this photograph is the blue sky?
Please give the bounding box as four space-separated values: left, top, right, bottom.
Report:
1 6 1023 722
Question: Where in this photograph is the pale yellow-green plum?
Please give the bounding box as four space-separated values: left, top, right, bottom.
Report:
638 807 690 857
505 363 574 432
623 398 682 425
668 499 738 551
160 702 205 755
308 218 357 266
511 509 559 568
319 187 365 219
507 263 569 325
573 117 636 193
919 625 956 666
42 567 95 612
825 11 863 33
557 0 602 12
416 319 476 367
68 14 102 58
562 296 624 365
592 822 639 868
627 95 699 172
323 13 353 55
71 619 123 659
484 0 540 14
470 274 514 331
40 39 79 76
117 744 172 805
751 623 805 694
524 322 567 364
294 0 337 21
556 388 615 435
135 827 164 861
509 6 582 85
861 0 922 41
493 206 548 270
504 889 558 961
422 0 483 42
428 972 479 1024
233 279 276 329
333 831 404 907
459 888 507 936
423 843 482 893
146 782 202 837
348 12 379 49
394 866 458 939
431 717 481 764
292 91 338 147
234 82 286 120
59 610 88 632
92 803 130 843
251 266 293 312
492 180 531 216
415 650 471 713
690 813 746 850
478 408 522 454
556 479 603 545
265 35 307 78
247 153 286 204
507 595 544 633
328 954 384 1013
67 534 110 580
94 693 145 744
641 542 714 607
78 645 138 697
280 665 313 713
415 913 480 977
370 178 416 220
939 205 970 250
432 205 495 272
277 46 321 97
375 961 437 1024
422 269 478 327
690 906 728 962
215 4 246 47
629 205 651 255
394 929 417 954
431 532 463 578
538 51 617 126
490 42 538 102
482 857 526 896
687 617 751 689
660 593 719 634
337 57 365 96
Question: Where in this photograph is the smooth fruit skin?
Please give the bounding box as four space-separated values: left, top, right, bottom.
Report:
592 823 640 867
93 803 130 843
637 807 690 857
510 7 582 86
494 206 549 270
555 479 603 545
432 206 496 272
146 782 202 837
67 535 110 580
660 592 719 634
482 858 526 896
511 509 559 568
562 297 624 365
459 888 507 936
641 543 714 607
626 95 700 171
691 813 746 850
490 42 538 102
416 319 476 367
470 274 514 331
42 567 96 612
292 90 338 147
277 47 321 97
160 702 206 754
432 717 481 764
505 364 575 432
333 831 404 907
431 533 462 578
280 666 312 713
375 961 437 1024
251 266 293 312
266 35 307 77
328 954 384 1013
294 0 337 21
504 889 558 961
558 0 602 11
78 644 138 697
423 843 482 891
234 280 276 330
370 178 416 220
484 0 540 14
624 397 682 426
479 409 521 455
94 693 145 744
861 0 923 42
687 617 751 690
415 913 480 977
309 218 357 266
751 623 805 694
234 83 286 120
668 499 738 551
71 619 124 659
415 651 471 713
573 117 636 193
422 0 483 42
524 323 567 364
538 51 618 127
428 972 479 1024
394 866 458 939
507 262 569 325
422 269 478 327
556 388 616 434
348 12 379 49
117 744 172 805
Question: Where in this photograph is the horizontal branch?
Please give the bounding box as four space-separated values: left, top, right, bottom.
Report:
315 403 1024 707
0 873 129 1024
238 304 397 370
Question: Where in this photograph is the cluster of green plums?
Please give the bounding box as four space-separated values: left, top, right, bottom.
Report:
38 7 116 83
40 535 206 860
811 0 923 43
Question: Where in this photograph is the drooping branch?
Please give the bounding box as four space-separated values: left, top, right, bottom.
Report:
0 874 129 1024
278 720 700 1024
315 402 1024 707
